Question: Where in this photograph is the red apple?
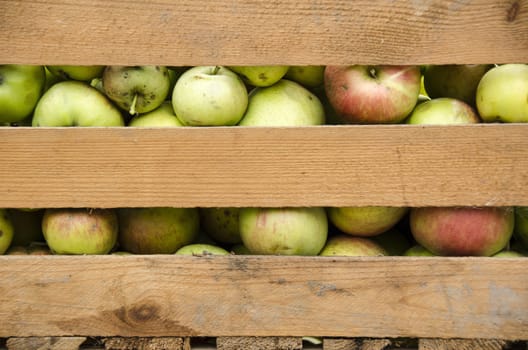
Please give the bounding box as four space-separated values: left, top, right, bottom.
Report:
324 65 421 124
410 207 514 256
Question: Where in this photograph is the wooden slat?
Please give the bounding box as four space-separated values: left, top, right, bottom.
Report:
0 255 526 339
0 0 526 66
418 338 509 350
1 125 527 208
216 337 302 350
6 336 87 350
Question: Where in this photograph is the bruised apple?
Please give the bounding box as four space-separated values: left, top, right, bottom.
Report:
42 208 118 255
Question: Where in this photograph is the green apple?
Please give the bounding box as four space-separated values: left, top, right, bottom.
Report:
103 65 171 115
239 207 328 256
327 206 408 237
284 65 325 88
405 97 480 124
423 64 493 107
404 244 436 256
32 81 124 126
319 235 387 256
229 65 289 87
128 101 184 127
238 79 325 126
172 66 248 126
6 244 51 255
118 207 199 254
199 207 242 244
0 65 46 123
42 208 118 255
514 206 528 249
476 63 528 123
175 243 230 256
492 250 525 258
47 65 105 81
44 66 63 91
0 209 14 254
7 208 45 246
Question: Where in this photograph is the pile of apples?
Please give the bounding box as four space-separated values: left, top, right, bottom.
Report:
1 63 527 127
0 206 527 258
0 63 527 258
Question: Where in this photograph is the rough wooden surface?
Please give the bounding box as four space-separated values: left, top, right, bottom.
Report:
1 0 526 66
216 336 302 350
6 336 86 350
1 125 527 208
0 255 526 340
103 336 185 350
418 338 509 350
323 338 391 350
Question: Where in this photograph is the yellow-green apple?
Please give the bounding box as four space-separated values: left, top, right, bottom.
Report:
410 207 514 256
42 208 118 255
327 206 408 237
199 207 242 244
476 63 528 123
423 64 493 107
0 209 14 254
172 66 248 126
128 101 184 127
371 228 412 255
0 65 46 123
44 66 64 91
405 97 480 124
103 65 171 115
228 65 289 87
403 244 436 256
7 208 45 246
513 206 528 249
319 235 387 256
118 207 199 254
239 207 328 255
324 65 421 124
285 65 325 88
47 65 105 81
238 79 325 126
492 250 525 258
175 243 230 255
32 81 124 126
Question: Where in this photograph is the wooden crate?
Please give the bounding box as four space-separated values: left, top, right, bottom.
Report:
1 0 527 348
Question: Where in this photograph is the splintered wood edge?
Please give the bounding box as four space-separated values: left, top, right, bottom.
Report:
0 256 526 339
0 0 526 65
1 125 527 208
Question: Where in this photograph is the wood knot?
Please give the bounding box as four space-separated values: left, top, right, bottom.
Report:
507 1 520 22
129 303 160 322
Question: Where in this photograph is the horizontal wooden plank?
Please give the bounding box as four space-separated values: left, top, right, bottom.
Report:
0 125 527 208
0 0 526 66
0 255 526 339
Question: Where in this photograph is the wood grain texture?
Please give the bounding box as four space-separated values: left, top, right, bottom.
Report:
418 338 509 350
1 125 527 208
6 336 86 350
103 336 184 350
0 0 526 66
216 336 302 350
0 255 526 339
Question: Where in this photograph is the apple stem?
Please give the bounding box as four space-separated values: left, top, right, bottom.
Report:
129 94 138 115
369 67 377 79
211 66 221 75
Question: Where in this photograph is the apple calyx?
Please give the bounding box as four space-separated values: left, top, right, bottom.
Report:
368 67 378 79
